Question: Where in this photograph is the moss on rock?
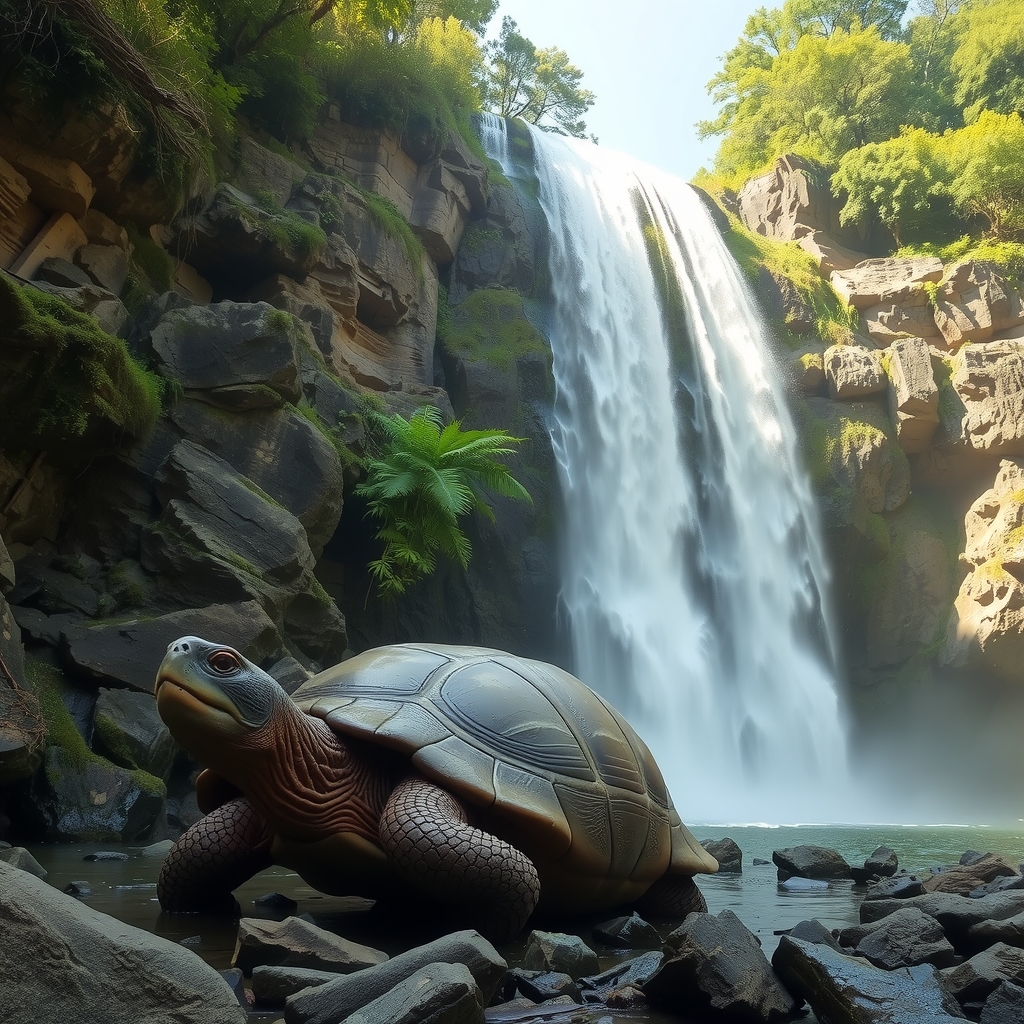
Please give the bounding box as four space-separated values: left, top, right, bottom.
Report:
439 287 549 371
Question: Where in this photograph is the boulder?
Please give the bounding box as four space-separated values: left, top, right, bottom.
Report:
9 211 89 279
887 338 939 453
522 930 598 979
757 266 816 332
141 441 346 661
1 138 95 218
788 919 844 952
342 961 483 1024
0 859 246 1024
922 854 1020 895
28 279 128 336
942 943 1024 1006
797 229 867 274
509 968 580 1003
92 688 176 780
830 257 943 310
579 951 665 998
848 907 956 970
824 345 886 399
233 917 387 976
145 300 305 403
862 299 941 345
948 340 1024 456
866 846 899 877
981 981 1024 1024
865 874 926 901
772 935 965 1024
645 910 797 1022
968 910 1024 948
37 255 93 288
592 912 662 949
773 845 851 880
972 875 1024 899
78 209 128 249
167 398 343 555
701 837 742 873
934 261 1024 348
791 348 826 396
283 929 506 1024
65 601 281 692
861 891 1024 950
74 243 128 295
231 136 309 207
247 274 335 356
0 846 46 877
252 965 342 1008
168 183 325 289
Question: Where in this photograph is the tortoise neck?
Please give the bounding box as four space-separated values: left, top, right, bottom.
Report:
234 704 395 845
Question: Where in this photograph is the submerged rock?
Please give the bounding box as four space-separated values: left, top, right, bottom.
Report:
773 845 852 880
233 916 387 976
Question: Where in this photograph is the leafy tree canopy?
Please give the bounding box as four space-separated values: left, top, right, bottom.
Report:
484 16 595 138
949 0 1024 122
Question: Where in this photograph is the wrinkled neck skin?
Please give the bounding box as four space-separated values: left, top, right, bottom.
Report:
197 694 395 846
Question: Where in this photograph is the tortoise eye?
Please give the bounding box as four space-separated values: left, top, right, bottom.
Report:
209 651 239 674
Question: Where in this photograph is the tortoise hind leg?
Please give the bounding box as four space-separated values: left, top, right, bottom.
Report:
635 874 708 920
379 777 540 943
158 797 273 913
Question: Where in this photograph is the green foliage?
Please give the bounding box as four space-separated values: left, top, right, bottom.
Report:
361 190 425 270
125 223 175 293
356 406 531 596
0 276 163 450
949 0 1024 123
897 237 1024 287
484 17 594 139
226 187 328 261
832 128 950 245
437 287 549 370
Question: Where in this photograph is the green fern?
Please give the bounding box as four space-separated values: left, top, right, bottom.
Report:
356 406 531 598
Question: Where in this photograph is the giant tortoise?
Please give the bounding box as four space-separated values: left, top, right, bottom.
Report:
155 637 717 939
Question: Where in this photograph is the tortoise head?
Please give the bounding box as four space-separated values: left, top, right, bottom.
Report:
155 636 288 766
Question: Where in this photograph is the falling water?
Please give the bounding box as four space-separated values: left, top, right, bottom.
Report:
480 117 853 823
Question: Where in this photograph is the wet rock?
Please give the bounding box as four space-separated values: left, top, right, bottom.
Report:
522 930 598 979
646 910 796 1022
981 981 1024 1024
283 929 506 1024
592 912 662 949
753 858 771 866
0 859 246 1024
510 968 580 1003
579 951 664 998
758 266 816 332
701 837 742 873
846 907 957 970
773 845 851 880
788 919 844 952
65 601 281 692
138 839 174 859
254 891 299 915
84 850 129 861
781 876 829 891
93 687 176 780
773 935 965 1024
0 846 46 878
963 851 988 866
342 961 483 1024
220 967 252 1009
972 875 1024 899
865 846 900 877
233 916 387 976
942 942 1024 1006
824 345 886 399
968 911 1024 949
63 880 92 898
922 854 1020 895
252 964 342 1008
865 873 926 901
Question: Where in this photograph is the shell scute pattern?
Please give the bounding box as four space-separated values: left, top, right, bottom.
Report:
292 644 697 882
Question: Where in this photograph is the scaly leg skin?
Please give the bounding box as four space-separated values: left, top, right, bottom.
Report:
636 873 708 920
379 776 540 943
158 797 273 913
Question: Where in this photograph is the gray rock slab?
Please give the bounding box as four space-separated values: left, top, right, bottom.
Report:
648 909 796 1021
75 242 128 295
865 874 926 901
0 846 47 878
860 891 1024 948
788 918 844 952
579 951 664 994
773 934 966 1024
343 961 483 1024
252 965 344 1008
942 942 1024 1004
65 600 281 691
284 929 506 1024
774 845 852 880
852 908 957 970
94 687 176 779
981 981 1024 1024
233 917 387 976
969 911 1024 948
701 836 742 873
510 968 580 1003
865 846 899 877
592 912 661 949
830 256 943 309
0 859 246 1024
522 930 598 979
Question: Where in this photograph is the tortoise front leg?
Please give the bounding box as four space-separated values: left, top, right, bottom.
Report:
635 873 708 920
158 797 273 913
379 777 540 942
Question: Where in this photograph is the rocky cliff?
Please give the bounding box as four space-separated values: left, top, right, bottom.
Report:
0 98 561 841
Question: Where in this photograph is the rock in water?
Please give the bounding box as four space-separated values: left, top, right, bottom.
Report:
233 917 387 975
701 837 743 873
773 845 851 880
342 962 483 1024
0 859 246 1024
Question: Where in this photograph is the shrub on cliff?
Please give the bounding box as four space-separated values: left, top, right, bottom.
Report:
356 406 531 597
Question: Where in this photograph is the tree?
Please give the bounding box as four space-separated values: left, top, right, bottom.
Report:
948 0 1024 123
356 406 531 597
484 16 594 138
942 109 1024 237
832 128 948 244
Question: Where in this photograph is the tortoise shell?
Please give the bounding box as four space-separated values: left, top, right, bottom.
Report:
292 643 715 884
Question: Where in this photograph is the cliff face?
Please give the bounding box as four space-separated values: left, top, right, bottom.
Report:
737 156 1024 778
0 98 561 840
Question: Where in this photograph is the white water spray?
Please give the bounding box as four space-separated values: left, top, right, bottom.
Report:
481 117 852 823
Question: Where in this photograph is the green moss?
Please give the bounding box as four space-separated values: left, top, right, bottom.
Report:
361 190 424 273
438 287 550 371
224 189 326 264
266 307 298 333
126 223 174 293
295 402 364 471
106 560 148 607
898 237 1024 289
0 276 164 450
92 713 138 769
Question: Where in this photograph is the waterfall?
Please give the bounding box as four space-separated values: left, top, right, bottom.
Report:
480 117 853 824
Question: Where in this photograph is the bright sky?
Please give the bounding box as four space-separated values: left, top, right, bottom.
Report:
488 0 764 181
